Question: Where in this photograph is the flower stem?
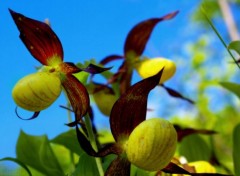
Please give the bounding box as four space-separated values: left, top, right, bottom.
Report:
84 114 104 176
201 4 240 69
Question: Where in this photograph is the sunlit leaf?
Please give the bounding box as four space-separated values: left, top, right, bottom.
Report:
9 9 63 66
16 130 64 176
105 157 131 176
110 69 163 141
51 129 84 156
228 40 240 55
124 11 178 58
0 157 32 176
72 153 100 176
220 82 240 99
61 74 90 122
233 123 240 176
179 134 211 162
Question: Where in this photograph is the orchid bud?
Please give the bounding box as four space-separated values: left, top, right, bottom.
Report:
135 57 176 83
125 118 177 171
12 71 62 112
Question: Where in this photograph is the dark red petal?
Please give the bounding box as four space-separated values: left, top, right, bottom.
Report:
100 55 124 65
81 63 112 74
161 162 190 174
110 69 163 141
160 84 194 104
59 62 81 74
9 9 63 65
161 162 232 176
15 107 40 120
61 74 90 122
174 125 217 142
124 11 178 58
104 157 130 176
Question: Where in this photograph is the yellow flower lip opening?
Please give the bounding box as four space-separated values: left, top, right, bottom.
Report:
135 57 176 83
125 118 177 171
12 71 62 112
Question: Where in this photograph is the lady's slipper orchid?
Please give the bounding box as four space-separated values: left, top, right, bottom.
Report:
76 70 185 175
10 9 107 122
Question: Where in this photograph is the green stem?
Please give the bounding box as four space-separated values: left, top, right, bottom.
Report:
66 102 75 168
201 5 240 69
84 114 104 176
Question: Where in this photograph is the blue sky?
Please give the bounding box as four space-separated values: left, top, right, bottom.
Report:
0 0 201 160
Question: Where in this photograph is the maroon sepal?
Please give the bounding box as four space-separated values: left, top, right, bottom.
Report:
61 74 90 122
100 55 124 65
160 84 194 104
161 162 232 176
59 62 81 74
174 125 217 142
75 124 97 156
15 107 40 120
124 11 178 58
104 157 131 176
161 162 190 174
9 9 63 65
110 69 163 141
81 63 112 74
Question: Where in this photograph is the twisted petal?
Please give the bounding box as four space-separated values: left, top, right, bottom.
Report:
9 9 63 66
124 11 178 58
61 74 90 122
110 69 163 141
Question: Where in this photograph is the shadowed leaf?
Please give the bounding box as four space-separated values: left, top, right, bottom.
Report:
105 157 131 176
9 9 63 66
161 84 194 104
124 11 178 58
0 157 32 176
174 125 217 142
61 74 90 122
179 134 211 162
233 123 240 176
72 153 100 176
51 129 84 156
220 82 240 99
110 69 163 141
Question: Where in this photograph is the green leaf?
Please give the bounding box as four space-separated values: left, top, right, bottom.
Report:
233 123 240 176
16 130 65 176
179 134 211 162
72 153 100 176
51 129 84 156
228 40 240 55
0 157 32 176
220 82 240 98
